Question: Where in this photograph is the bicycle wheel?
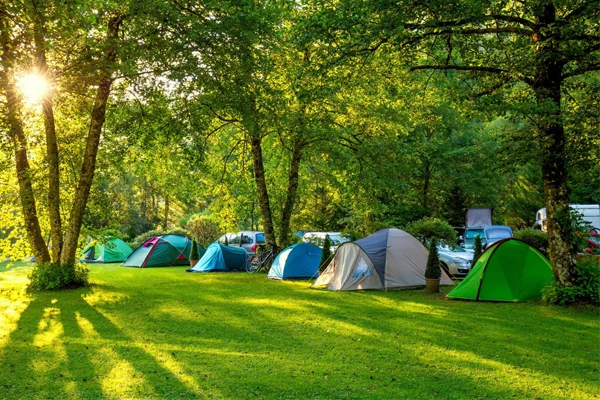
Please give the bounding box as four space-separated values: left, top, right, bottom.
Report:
246 255 259 273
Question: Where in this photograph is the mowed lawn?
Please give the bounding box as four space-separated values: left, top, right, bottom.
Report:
0 262 598 400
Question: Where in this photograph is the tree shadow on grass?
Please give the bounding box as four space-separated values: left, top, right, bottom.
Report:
0 287 211 399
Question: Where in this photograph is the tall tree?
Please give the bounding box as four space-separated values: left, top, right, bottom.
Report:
0 1 149 270
303 0 599 285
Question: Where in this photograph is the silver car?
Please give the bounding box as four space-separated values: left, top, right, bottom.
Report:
217 231 265 254
438 245 473 278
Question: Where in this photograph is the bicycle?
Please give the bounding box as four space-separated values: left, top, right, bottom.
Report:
246 244 275 273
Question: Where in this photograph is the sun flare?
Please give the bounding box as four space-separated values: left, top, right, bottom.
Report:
17 73 50 104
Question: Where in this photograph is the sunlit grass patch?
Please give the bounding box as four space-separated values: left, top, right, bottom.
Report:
0 263 598 399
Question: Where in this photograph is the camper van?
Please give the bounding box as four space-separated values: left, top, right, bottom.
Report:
536 204 600 232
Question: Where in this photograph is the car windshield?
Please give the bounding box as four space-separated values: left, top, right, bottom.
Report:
486 229 511 240
465 230 484 239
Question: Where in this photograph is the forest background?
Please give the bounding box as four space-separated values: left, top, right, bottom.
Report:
0 1 598 282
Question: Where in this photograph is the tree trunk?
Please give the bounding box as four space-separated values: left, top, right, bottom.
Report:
60 15 124 265
164 194 170 230
533 4 576 286
248 125 277 249
33 9 63 263
0 19 51 264
279 136 304 248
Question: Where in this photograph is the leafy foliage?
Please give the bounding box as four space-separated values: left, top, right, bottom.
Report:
27 262 89 291
186 215 222 248
513 228 549 251
319 236 333 271
473 236 483 262
425 237 441 280
405 217 457 246
543 256 600 306
189 240 200 261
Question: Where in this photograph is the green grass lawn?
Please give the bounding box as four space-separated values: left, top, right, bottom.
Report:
0 262 598 400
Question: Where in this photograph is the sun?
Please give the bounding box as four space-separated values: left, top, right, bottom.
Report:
17 73 50 104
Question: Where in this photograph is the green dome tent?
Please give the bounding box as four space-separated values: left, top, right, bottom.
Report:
447 238 553 302
80 237 133 263
122 234 202 268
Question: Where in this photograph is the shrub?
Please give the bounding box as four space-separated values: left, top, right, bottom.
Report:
405 217 457 246
425 238 441 279
543 255 600 306
186 215 221 248
167 228 189 237
190 239 200 261
514 228 548 251
473 235 483 262
28 262 89 291
319 236 333 271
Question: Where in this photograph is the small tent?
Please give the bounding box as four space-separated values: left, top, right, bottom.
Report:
312 228 453 291
80 237 133 263
122 234 200 268
187 242 248 272
268 243 322 280
446 238 553 302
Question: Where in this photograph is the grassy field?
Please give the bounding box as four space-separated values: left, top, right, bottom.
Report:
0 262 598 400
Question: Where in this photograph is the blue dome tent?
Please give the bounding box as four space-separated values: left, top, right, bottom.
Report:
268 243 322 280
187 242 248 272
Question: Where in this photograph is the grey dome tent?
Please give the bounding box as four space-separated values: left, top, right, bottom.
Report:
312 228 454 291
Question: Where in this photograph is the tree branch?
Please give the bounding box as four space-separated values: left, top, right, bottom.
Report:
562 63 600 79
411 65 508 74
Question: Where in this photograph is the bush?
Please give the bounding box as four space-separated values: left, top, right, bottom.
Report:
319 236 333 271
425 237 441 279
473 235 483 262
186 215 221 248
514 228 548 251
190 239 200 261
543 255 600 306
28 262 89 291
405 217 457 246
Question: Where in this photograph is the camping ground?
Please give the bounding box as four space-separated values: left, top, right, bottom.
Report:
0 262 598 399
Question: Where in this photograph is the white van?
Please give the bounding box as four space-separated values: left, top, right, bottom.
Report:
536 204 600 232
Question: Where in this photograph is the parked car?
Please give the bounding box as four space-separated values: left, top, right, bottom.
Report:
463 227 485 250
483 225 513 248
217 231 265 254
302 232 350 252
438 245 473 278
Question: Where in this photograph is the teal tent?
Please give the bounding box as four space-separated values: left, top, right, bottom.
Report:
447 238 553 302
122 234 202 268
268 243 321 280
187 242 248 272
80 237 133 263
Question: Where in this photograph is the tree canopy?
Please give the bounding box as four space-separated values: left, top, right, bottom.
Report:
0 0 597 289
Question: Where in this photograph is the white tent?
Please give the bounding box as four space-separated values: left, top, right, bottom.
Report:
312 228 454 291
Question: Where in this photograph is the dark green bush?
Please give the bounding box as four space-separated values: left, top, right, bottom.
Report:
28 262 89 291
543 256 599 306
473 235 483 262
319 236 333 271
425 237 441 279
405 217 457 246
514 228 548 251
190 239 200 260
